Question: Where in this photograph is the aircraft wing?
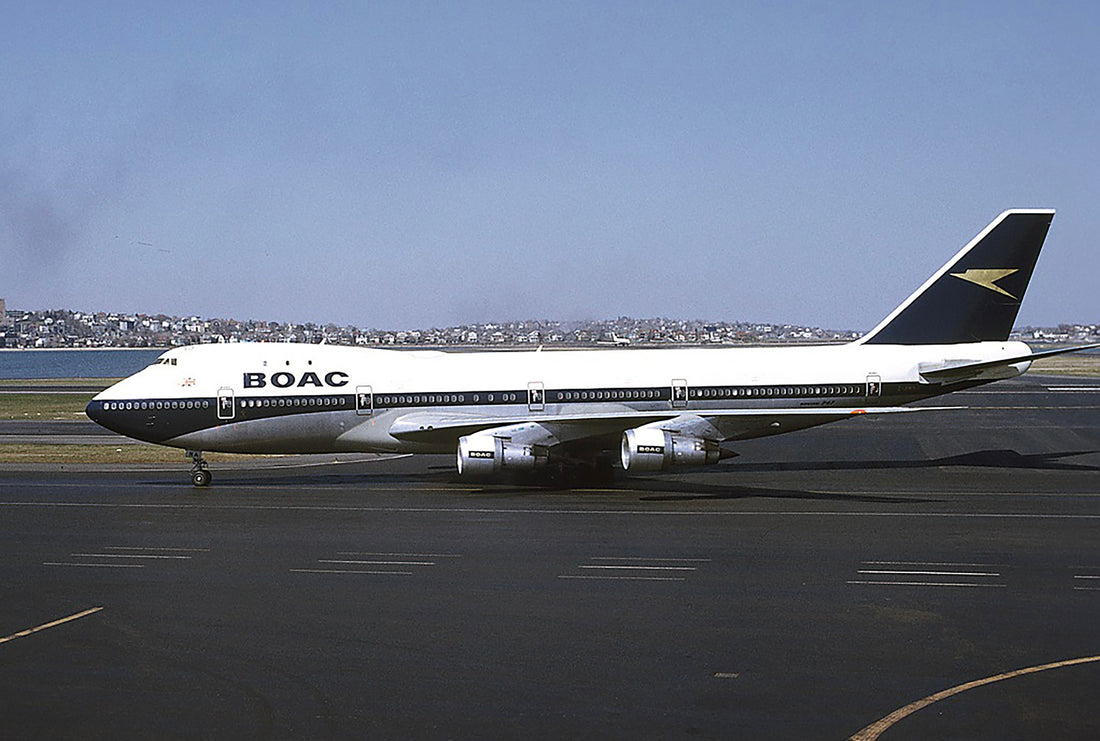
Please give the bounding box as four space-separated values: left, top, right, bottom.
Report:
387 410 672 447
387 406 958 448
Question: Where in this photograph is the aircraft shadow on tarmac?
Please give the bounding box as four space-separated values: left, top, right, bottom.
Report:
719 448 1100 474
627 480 933 504
211 465 926 504
461 472 940 504
194 447 1095 504
618 448 1098 503
448 447 1098 502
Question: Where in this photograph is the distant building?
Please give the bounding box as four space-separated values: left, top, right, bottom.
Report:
0 298 6 326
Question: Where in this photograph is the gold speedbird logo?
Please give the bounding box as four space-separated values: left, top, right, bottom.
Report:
949 268 1019 299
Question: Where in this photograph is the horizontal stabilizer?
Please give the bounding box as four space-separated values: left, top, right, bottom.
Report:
919 343 1100 382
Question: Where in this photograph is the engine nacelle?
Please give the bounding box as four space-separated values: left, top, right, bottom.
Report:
620 427 722 472
457 434 547 477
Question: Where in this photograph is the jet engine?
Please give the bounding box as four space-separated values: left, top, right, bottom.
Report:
620 427 722 472
457 434 547 477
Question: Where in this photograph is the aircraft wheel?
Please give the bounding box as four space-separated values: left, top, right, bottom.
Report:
191 469 211 487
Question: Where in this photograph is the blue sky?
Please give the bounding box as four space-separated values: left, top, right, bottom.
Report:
2 1 1097 331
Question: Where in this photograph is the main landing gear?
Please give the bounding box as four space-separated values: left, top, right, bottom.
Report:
187 450 211 487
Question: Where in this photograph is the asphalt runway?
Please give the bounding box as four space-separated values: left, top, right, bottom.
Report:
1 375 1097 739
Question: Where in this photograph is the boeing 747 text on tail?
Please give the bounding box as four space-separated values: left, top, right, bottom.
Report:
87 210 1097 486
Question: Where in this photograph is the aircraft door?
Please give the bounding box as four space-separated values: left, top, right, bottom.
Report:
671 379 688 409
528 382 545 412
217 387 235 420
866 374 882 398
356 385 374 416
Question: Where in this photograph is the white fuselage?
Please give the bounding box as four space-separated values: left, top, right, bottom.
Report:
88 340 1030 455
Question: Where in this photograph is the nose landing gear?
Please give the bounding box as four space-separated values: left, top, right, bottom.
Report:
187 450 211 487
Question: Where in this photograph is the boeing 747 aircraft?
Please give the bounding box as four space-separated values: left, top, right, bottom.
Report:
87 210 1096 486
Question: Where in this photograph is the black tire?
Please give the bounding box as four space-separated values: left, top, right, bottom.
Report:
191 469 211 487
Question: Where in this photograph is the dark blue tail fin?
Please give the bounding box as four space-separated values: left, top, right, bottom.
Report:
860 209 1054 345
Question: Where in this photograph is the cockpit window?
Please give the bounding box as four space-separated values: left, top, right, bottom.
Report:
150 357 178 366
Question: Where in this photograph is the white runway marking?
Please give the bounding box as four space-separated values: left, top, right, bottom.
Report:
857 570 1000 577
562 555 707 581
41 546 205 569
557 575 686 582
104 546 210 552
291 568 414 575
852 560 1005 589
580 565 697 571
70 553 192 559
847 581 1006 588
298 550 443 575
589 556 711 563
319 559 435 566
1073 574 1100 590
44 562 144 569
863 561 1006 568
337 552 461 558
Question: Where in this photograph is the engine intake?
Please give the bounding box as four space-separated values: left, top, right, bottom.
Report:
620 428 722 472
457 434 547 477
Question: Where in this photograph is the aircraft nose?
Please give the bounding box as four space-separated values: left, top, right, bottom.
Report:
85 393 158 441
85 396 125 435
85 398 102 424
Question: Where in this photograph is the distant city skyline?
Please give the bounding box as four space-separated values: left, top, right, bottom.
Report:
3 301 1096 351
3 3 1097 329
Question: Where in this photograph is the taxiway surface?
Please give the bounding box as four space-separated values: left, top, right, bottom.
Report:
1 375 1097 739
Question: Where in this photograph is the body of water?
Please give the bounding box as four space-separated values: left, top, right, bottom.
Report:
0 349 165 379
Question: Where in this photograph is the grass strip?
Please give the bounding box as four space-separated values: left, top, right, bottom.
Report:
0 394 93 420
0 378 120 388
1029 354 1100 377
0 443 275 464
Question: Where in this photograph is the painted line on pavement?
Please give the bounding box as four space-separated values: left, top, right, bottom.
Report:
557 575 686 582
857 570 999 577
290 568 414 575
847 581 1005 588
579 565 696 571
318 559 435 566
0 607 104 646
70 553 191 559
849 655 1100 740
44 562 144 569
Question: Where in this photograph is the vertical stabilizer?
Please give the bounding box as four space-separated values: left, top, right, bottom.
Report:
860 210 1054 345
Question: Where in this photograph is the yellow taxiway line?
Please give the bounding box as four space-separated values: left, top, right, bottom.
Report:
0 607 104 646
849 654 1100 740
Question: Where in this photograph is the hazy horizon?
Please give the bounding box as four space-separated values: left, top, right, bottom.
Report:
5 300 1095 338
